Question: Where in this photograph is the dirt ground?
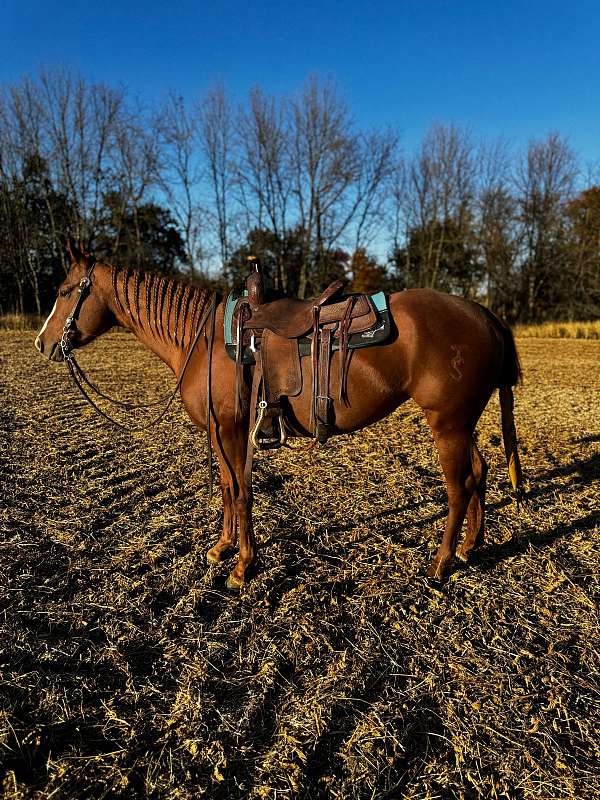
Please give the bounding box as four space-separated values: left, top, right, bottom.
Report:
0 332 598 799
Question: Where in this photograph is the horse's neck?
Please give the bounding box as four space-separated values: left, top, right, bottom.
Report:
117 309 182 374
104 265 210 376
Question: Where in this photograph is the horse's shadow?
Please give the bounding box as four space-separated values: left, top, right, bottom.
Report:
572 433 600 445
255 450 599 593
529 451 600 485
473 510 598 572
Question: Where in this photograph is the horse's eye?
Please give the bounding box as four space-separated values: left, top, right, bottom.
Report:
60 287 73 298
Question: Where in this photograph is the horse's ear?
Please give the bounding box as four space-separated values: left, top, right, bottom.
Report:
79 240 92 259
66 237 83 264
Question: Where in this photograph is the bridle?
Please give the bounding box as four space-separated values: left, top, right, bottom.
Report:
59 258 217 498
60 260 98 360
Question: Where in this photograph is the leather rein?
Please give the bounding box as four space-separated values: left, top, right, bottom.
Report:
60 261 217 499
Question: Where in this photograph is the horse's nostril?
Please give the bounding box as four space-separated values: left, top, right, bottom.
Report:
35 337 43 353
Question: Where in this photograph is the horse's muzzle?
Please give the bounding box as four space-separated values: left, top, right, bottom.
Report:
35 337 63 361
49 341 64 361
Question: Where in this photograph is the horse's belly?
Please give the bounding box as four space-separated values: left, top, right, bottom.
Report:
286 342 409 436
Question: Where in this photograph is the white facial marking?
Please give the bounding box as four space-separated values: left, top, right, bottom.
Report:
38 299 58 338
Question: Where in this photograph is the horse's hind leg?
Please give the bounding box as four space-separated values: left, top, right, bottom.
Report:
427 424 477 581
456 441 488 563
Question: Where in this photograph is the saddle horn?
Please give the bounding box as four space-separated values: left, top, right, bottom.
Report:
246 255 264 311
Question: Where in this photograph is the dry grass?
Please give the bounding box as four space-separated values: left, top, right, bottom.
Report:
0 314 43 331
0 332 598 799
515 320 600 339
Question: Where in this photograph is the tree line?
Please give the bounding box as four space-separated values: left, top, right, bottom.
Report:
1 68 598 322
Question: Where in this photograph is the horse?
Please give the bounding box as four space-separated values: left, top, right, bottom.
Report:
35 241 525 590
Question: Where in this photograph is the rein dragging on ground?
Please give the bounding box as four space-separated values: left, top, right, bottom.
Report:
60 266 217 499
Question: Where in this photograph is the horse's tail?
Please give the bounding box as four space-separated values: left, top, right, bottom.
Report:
495 320 526 506
499 385 525 506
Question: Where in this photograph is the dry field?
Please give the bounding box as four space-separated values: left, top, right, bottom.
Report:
514 320 600 340
0 331 598 800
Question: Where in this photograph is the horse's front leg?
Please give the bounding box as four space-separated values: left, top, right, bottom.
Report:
227 480 254 590
207 422 255 590
206 476 236 564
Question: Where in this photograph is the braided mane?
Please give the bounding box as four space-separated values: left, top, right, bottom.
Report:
110 263 213 349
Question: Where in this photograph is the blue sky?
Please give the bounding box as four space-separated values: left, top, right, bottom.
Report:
3 0 599 163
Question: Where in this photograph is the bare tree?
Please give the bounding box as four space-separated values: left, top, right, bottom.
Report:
1 76 70 277
350 128 398 253
156 92 206 277
110 104 161 267
37 69 125 244
476 138 520 316
236 87 292 289
198 82 234 268
289 76 360 296
0 78 68 308
398 123 477 290
236 84 396 293
515 132 577 319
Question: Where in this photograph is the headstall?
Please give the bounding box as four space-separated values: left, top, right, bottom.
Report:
60 261 97 360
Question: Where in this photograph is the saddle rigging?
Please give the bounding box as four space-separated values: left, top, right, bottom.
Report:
225 258 390 455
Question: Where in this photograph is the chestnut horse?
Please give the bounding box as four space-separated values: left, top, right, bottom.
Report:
35 243 525 588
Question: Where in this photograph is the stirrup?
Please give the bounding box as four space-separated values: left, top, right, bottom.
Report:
250 400 288 450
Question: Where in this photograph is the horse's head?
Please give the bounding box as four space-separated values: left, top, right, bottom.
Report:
35 240 115 361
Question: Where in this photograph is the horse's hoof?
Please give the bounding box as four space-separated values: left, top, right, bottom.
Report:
426 562 441 580
206 549 221 564
455 550 469 563
226 574 244 591
426 559 449 583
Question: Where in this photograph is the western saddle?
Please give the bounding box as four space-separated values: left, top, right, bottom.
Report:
226 259 390 456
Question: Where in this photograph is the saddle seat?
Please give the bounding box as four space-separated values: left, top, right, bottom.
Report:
244 281 345 339
240 279 375 338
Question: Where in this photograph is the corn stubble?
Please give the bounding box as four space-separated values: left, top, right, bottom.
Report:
0 332 598 799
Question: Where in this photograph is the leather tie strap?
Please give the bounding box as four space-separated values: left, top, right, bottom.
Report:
315 279 346 306
315 327 333 443
338 296 354 405
310 305 320 434
244 356 263 487
234 302 246 420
